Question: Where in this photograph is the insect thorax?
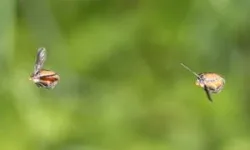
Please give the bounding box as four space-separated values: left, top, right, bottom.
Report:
196 73 225 93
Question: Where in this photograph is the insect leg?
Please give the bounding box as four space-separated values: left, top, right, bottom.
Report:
204 85 212 102
35 82 47 88
47 81 58 89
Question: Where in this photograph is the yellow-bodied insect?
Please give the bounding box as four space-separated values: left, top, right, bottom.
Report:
180 63 225 102
29 47 60 89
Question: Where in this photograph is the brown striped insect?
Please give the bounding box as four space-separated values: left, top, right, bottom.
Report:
29 47 60 89
180 63 225 102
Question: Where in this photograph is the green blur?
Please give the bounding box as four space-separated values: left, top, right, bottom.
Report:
0 0 249 149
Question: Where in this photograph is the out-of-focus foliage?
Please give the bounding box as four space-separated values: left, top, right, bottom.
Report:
0 0 250 149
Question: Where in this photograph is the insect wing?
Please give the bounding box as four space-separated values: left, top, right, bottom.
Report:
34 47 46 74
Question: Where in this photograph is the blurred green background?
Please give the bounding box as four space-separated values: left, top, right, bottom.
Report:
0 0 250 149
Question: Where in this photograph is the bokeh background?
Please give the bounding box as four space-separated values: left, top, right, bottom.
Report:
0 0 250 149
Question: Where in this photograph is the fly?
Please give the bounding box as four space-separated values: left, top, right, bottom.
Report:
29 47 60 89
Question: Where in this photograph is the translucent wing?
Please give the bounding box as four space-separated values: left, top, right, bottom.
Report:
34 47 46 74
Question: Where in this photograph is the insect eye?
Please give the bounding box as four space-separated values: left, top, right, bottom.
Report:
198 77 205 82
199 74 204 78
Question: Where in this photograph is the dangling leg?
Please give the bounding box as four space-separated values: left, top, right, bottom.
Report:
204 85 212 102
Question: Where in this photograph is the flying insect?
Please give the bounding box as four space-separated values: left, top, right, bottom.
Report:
180 63 225 102
29 47 60 89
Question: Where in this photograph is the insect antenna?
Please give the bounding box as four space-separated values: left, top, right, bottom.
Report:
180 63 200 78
